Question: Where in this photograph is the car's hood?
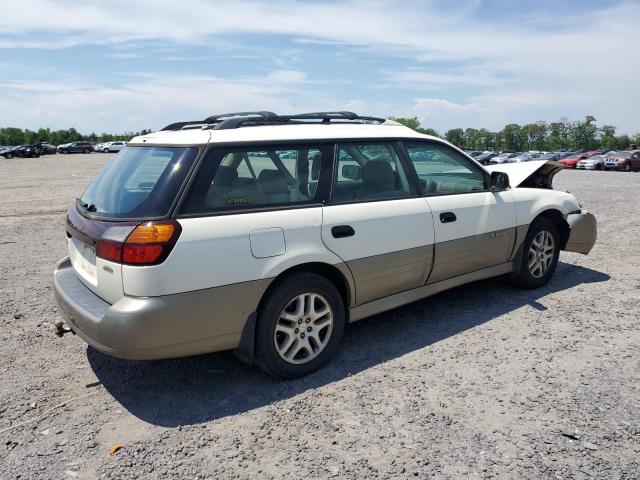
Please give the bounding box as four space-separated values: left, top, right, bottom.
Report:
485 160 564 187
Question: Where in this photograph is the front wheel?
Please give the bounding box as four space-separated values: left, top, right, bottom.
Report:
62 149 69 154
624 163 631 172
511 217 560 289
4 153 13 159
255 273 345 378
83 148 90 154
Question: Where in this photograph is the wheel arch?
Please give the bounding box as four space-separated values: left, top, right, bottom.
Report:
234 261 354 365
534 209 570 250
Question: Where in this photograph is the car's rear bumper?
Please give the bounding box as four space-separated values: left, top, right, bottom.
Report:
53 257 267 360
565 211 597 254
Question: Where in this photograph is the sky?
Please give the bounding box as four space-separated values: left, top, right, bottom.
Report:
0 0 639 135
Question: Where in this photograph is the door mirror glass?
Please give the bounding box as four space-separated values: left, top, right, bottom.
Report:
490 171 510 190
341 164 362 181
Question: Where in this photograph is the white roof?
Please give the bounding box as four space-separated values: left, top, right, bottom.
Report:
128 122 435 145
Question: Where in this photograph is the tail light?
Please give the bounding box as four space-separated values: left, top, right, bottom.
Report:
96 220 181 266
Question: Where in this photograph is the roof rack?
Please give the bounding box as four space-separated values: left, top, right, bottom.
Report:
159 111 387 132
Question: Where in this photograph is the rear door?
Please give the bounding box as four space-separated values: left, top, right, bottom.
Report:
321 141 434 305
402 141 517 283
158 143 337 298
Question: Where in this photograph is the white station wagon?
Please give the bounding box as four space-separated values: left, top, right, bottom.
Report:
53 112 597 378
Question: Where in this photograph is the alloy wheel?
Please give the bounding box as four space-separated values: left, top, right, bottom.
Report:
274 293 333 364
528 230 555 278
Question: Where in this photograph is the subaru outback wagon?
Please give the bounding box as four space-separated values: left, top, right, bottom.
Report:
53 111 597 378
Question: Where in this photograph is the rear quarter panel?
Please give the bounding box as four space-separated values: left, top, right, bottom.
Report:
122 207 344 297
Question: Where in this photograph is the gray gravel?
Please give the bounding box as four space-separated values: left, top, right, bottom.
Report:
1 153 639 479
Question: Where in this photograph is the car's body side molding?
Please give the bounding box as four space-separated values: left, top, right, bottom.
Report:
349 262 513 322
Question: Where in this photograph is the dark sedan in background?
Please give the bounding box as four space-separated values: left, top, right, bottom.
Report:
57 141 94 154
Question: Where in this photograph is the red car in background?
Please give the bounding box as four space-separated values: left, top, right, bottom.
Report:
558 153 590 168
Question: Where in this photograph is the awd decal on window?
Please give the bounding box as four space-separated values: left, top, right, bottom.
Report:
227 196 253 205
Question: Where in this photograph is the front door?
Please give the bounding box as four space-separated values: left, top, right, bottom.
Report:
402 141 517 284
321 141 435 305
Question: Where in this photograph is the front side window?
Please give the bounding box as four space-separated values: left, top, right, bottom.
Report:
79 146 198 219
180 145 329 214
404 142 487 195
332 142 416 203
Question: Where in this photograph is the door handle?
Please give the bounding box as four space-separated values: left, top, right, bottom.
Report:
439 212 457 223
331 225 355 238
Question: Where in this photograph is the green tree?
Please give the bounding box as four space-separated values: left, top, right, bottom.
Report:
445 128 465 147
501 124 525 151
389 116 439 137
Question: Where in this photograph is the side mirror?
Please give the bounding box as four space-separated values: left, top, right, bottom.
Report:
490 171 510 191
342 164 362 180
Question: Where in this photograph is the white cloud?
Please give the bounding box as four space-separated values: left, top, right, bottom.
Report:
0 0 638 132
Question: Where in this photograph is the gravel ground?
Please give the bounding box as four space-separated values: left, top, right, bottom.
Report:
0 153 639 479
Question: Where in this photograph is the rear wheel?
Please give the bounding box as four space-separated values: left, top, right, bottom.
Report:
83 148 90 154
4 153 13 159
624 163 631 172
512 218 560 289
62 149 69 154
595 163 602 170
255 272 345 378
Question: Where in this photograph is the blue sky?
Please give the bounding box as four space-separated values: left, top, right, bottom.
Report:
0 0 638 134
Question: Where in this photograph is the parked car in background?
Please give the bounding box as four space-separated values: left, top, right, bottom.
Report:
100 141 127 153
38 143 57 155
558 154 589 169
489 152 519 164
3 144 41 158
57 142 95 154
475 151 499 165
538 152 563 161
576 155 605 170
604 151 640 172
507 152 542 163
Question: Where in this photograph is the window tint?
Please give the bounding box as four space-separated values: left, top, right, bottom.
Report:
331 142 416 203
405 142 486 195
180 145 328 214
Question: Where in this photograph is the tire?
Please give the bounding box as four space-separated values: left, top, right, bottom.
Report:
511 217 560 289
595 163 602 170
255 272 345 378
4 153 12 159
62 149 69 154
83 148 90 154
103 148 109 153
624 163 631 172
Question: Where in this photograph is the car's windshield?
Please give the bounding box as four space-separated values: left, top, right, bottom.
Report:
79 146 198 219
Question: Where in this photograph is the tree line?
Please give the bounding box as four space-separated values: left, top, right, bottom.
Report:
0 127 152 147
2 116 638 151
390 116 639 151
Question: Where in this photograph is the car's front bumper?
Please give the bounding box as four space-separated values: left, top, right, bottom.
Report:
53 257 265 360
565 211 597 254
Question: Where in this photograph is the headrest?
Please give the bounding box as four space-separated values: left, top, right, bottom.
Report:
212 165 238 188
362 160 394 186
258 169 289 195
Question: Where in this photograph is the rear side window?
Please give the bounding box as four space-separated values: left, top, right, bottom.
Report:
331 142 416 203
404 142 487 195
180 144 330 214
79 146 198 219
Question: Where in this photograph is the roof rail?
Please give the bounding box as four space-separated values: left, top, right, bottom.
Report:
160 121 209 131
159 111 387 132
203 111 277 123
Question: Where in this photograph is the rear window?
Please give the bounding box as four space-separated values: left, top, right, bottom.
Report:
79 146 198 219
